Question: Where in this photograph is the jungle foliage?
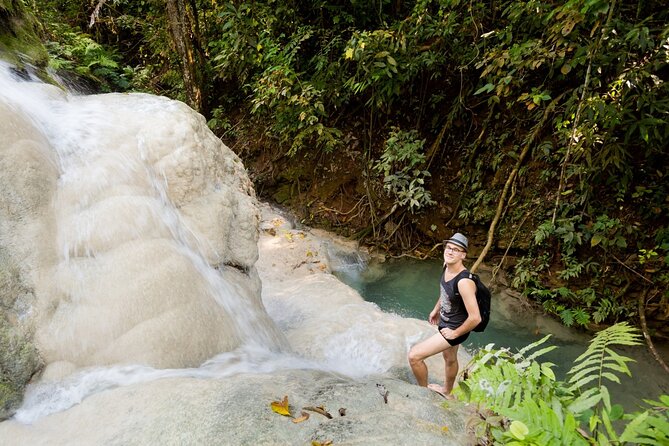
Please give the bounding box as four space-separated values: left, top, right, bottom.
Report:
20 0 669 336
455 323 669 445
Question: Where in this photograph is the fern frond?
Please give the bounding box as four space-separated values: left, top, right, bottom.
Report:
526 345 558 361
567 387 602 414
568 365 603 386
567 323 641 391
516 334 552 357
618 395 669 445
602 347 636 375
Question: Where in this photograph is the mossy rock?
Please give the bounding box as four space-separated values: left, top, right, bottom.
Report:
0 255 24 312
0 0 49 65
0 250 42 420
272 183 294 204
0 319 42 420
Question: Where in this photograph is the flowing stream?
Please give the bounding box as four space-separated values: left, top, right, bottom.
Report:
330 254 669 410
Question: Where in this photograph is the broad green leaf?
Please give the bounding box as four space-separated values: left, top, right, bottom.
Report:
474 83 495 95
608 404 624 420
601 407 620 441
509 420 529 440
568 392 602 413
541 363 556 380
591 234 603 247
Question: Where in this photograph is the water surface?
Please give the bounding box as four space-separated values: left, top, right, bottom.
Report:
332 255 669 410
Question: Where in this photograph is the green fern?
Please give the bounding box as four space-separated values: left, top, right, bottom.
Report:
567 322 641 391
619 395 669 445
454 323 666 445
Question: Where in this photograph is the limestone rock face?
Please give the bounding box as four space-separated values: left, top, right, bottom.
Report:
0 94 57 418
0 77 271 373
0 371 472 446
0 199 475 445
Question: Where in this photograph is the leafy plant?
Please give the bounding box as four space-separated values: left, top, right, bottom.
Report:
25 0 669 331
374 128 434 213
455 323 667 445
44 24 131 91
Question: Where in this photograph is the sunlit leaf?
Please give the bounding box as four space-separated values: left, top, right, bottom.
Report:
509 420 529 439
474 83 495 95
541 363 556 380
270 395 292 417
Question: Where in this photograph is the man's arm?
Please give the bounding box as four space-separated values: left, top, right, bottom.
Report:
428 296 441 325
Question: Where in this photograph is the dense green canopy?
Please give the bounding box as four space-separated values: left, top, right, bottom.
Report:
6 0 669 337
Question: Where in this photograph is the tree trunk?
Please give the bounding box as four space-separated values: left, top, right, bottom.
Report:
165 0 203 112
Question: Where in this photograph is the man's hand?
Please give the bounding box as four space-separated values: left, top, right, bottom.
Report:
428 309 439 325
439 327 456 340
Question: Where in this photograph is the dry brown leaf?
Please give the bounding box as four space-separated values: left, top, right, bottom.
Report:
303 406 333 419
270 395 292 417
292 411 310 424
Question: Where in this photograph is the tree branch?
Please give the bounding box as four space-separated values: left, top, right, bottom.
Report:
471 94 564 273
88 0 108 28
638 289 669 374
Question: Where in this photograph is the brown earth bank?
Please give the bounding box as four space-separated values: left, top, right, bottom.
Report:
227 124 523 259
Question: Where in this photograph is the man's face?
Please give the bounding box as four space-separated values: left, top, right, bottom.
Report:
443 243 466 263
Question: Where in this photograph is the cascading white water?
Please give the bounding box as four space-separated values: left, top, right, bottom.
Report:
0 61 300 417
3 61 289 356
1 63 442 432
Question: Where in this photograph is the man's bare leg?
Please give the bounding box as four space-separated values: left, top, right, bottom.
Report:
428 345 460 398
408 332 452 387
443 345 460 393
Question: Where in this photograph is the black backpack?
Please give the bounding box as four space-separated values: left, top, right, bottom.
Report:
453 270 492 332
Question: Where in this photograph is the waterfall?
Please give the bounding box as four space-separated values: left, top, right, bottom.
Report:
1 62 435 428
0 61 288 373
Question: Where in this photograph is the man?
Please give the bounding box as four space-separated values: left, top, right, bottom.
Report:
408 233 481 397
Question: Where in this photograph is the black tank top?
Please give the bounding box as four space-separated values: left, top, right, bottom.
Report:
439 269 471 329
